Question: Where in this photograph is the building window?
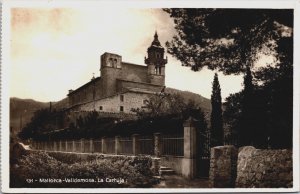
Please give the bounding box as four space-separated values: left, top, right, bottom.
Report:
120 95 124 102
99 106 103 111
120 106 124 112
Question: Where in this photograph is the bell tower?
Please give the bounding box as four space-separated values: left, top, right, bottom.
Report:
145 31 168 85
100 52 122 97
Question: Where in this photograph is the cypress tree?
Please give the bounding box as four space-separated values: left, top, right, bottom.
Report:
210 73 223 147
238 66 255 146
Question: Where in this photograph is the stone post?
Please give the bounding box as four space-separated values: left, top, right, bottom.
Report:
132 134 140 155
52 142 55 151
182 116 198 179
72 140 75 152
90 139 94 153
102 137 107 154
209 145 238 188
115 136 121 155
65 140 68 152
154 133 162 157
59 140 62 152
151 158 161 176
80 139 84 153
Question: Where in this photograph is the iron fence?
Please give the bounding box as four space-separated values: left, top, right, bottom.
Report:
93 140 102 153
32 133 185 157
83 140 91 153
119 137 133 155
139 136 154 155
162 134 184 156
106 138 115 154
74 140 82 153
66 141 73 152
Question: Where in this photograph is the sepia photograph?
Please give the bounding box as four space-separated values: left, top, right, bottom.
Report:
1 0 299 193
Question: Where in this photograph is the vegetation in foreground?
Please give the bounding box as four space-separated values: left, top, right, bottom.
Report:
10 151 157 188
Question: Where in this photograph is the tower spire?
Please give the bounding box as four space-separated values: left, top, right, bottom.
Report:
145 31 168 85
154 30 158 40
145 31 167 66
151 31 161 47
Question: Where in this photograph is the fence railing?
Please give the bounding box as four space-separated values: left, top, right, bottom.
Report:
106 138 115 154
119 137 133 155
93 140 102 153
31 133 184 157
139 136 154 155
162 134 184 156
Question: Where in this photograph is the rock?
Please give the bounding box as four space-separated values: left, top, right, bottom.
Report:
236 147 292 188
12 142 30 160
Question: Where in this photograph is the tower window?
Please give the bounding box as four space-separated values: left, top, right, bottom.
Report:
109 58 113 67
99 106 103 111
113 58 118 68
158 67 161 75
120 106 124 112
154 67 157 75
120 95 124 102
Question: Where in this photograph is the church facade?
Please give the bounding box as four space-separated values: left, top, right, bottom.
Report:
67 32 167 114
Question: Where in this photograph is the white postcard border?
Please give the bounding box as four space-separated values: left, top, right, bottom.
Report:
1 0 299 193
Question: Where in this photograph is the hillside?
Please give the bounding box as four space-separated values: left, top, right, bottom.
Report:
10 89 211 134
52 97 69 110
166 87 211 111
10 98 49 134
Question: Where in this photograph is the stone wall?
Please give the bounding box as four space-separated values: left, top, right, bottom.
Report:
122 62 148 83
209 145 293 188
69 78 102 107
68 111 137 126
209 145 238 188
79 91 150 113
116 79 163 93
236 146 293 188
160 156 183 174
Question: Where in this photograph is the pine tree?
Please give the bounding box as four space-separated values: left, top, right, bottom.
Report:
210 73 223 147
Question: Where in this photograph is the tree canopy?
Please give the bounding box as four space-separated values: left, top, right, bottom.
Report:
164 8 293 148
163 8 293 74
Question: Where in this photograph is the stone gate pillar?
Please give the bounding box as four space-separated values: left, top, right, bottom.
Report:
154 133 162 157
182 116 198 179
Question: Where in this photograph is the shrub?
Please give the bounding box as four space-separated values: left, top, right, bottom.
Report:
10 151 157 188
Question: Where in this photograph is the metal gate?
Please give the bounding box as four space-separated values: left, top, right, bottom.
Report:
196 128 211 178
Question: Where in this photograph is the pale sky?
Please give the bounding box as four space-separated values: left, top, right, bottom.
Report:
10 7 272 102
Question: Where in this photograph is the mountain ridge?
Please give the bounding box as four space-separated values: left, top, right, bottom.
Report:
10 89 211 134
